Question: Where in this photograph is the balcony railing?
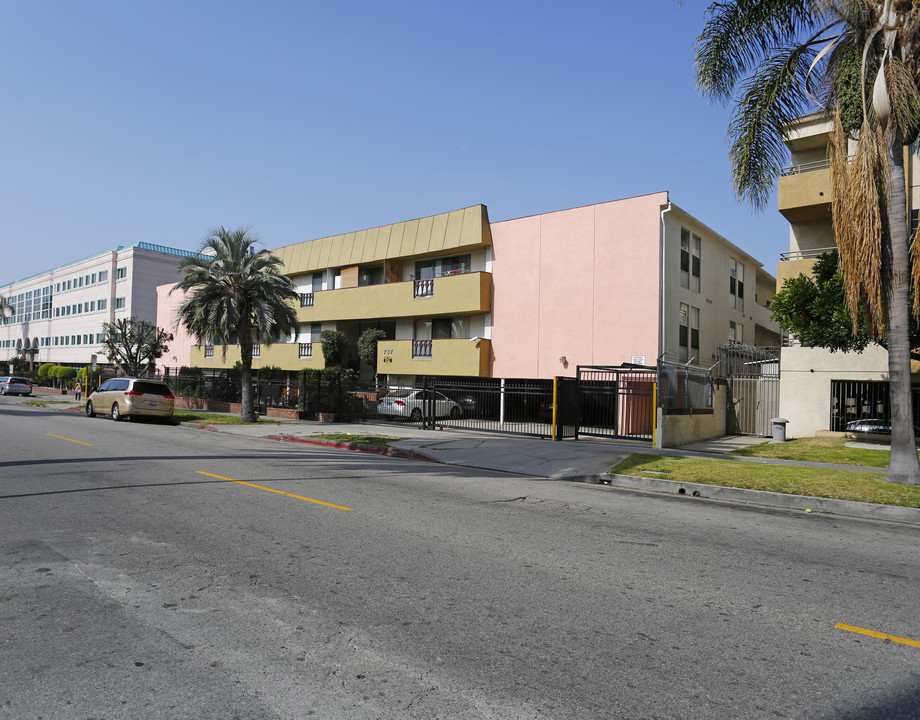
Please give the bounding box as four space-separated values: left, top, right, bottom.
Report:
298 342 312 358
780 159 831 176
414 279 434 298
204 345 214 358
300 292 314 307
412 339 432 357
252 343 261 358
779 246 837 261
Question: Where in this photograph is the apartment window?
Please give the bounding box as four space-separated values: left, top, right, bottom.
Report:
730 259 745 312
90 300 95 312
312 272 323 292
98 270 108 282
358 265 385 287
678 302 700 363
116 267 127 280
415 253 471 281
91 273 96 284
98 298 107 311
680 228 701 292
54 308 60 317
55 283 60 292
114 297 125 310
729 320 743 343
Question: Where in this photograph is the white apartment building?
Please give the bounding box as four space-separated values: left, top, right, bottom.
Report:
1 242 199 370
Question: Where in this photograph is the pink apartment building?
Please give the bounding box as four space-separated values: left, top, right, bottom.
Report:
158 193 779 384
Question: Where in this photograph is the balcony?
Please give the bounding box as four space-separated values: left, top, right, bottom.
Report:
190 342 325 370
778 165 832 223
296 271 491 323
378 338 491 377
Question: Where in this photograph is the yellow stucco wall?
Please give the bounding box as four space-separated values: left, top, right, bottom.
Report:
378 338 490 376
274 205 492 275
296 271 491 323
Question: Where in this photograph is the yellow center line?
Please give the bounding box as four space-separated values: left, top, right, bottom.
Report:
835 623 920 649
196 471 352 511
47 433 93 446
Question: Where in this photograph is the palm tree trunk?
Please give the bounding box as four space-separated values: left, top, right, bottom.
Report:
239 327 257 423
884 137 920 484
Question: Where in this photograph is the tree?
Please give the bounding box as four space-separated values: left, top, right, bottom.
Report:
773 251 920 352
173 227 299 423
0 295 12 322
320 329 348 368
101 318 173 377
696 1 920 484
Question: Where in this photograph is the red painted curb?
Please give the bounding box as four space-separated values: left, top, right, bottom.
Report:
264 435 438 463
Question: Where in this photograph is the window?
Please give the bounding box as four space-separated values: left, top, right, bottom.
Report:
680 228 701 292
116 267 127 280
730 259 745 311
55 283 60 292
678 302 700 363
115 297 126 310
358 265 385 286
91 273 96 284
98 270 108 282
729 320 743 343
415 254 471 281
98 298 107 311
90 300 95 312
312 272 323 292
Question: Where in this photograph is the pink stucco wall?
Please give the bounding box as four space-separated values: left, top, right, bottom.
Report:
155 283 194 371
489 193 665 379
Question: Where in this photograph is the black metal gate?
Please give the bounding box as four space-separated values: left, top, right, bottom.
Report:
574 365 657 441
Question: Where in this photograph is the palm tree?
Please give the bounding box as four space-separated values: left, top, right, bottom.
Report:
696 0 920 485
173 227 299 422
0 295 13 322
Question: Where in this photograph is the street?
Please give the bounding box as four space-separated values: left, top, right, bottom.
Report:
1 398 918 719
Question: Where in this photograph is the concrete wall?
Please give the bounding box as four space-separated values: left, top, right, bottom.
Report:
779 344 892 437
657 385 727 447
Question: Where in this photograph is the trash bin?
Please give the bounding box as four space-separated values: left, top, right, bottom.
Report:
771 417 788 443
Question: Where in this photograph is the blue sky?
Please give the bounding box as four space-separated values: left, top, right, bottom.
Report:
1 1 792 283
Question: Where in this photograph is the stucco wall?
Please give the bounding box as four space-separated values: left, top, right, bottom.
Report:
779 344 892 437
488 194 666 379
657 385 727 447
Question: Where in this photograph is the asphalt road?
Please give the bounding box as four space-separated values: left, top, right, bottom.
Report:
1 398 919 719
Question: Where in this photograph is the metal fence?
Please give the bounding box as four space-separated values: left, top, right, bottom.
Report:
829 380 920 432
657 361 713 412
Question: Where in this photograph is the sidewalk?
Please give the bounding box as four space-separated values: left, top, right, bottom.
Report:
26 390 920 526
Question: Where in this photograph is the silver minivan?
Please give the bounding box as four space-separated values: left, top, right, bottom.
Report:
0 376 33 396
85 377 175 421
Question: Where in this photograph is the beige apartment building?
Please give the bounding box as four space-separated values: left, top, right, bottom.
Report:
776 113 920 436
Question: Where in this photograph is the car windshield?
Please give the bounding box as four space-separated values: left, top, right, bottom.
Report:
133 382 172 396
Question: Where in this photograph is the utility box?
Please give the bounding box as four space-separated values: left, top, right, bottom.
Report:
771 417 788 443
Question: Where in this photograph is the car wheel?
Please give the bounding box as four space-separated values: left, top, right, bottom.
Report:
111 402 121 421
450 406 460 419
410 407 422 422
85 401 96 418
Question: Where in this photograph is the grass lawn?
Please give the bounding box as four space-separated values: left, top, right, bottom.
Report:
610 436 920 508
308 433 405 447
727 436 894 467
173 409 284 425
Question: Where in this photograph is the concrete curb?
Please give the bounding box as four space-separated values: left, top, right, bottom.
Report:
596 473 920 526
263 434 439 463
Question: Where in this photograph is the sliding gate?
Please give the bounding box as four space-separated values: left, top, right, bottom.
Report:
572 365 657 441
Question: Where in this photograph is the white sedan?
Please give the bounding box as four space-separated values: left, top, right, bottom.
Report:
377 389 461 421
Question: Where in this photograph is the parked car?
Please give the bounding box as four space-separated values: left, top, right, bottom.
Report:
85 377 175 421
377 389 461 421
0 376 32 396
845 418 920 436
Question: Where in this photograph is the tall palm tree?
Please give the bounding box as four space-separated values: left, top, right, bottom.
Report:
173 227 299 423
696 0 920 484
